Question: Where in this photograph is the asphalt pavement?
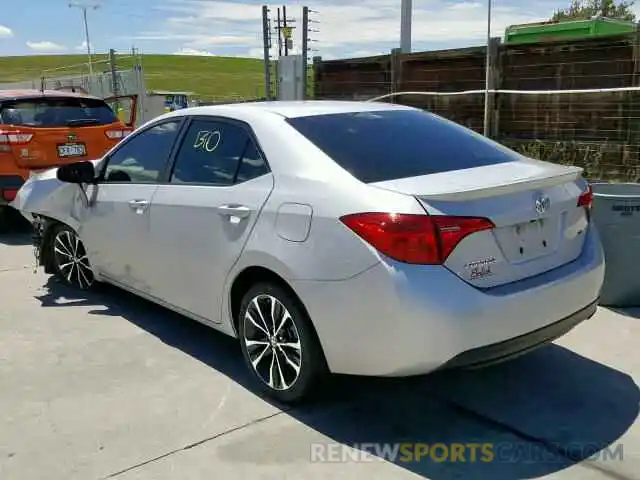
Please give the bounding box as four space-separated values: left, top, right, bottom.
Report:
0 229 638 480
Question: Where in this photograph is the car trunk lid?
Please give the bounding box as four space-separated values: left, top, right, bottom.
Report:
370 159 591 288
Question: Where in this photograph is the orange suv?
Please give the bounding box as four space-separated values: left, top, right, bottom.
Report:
0 89 136 227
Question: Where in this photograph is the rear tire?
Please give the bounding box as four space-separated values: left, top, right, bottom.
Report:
238 282 327 404
49 224 95 290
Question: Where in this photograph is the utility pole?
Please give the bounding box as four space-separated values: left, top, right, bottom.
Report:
283 5 289 56
400 0 412 53
69 0 100 76
109 48 118 97
304 8 320 99
483 0 492 137
274 6 296 58
302 6 309 99
277 8 283 58
262 5 272 100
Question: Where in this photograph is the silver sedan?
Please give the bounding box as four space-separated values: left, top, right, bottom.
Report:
12 101 605 403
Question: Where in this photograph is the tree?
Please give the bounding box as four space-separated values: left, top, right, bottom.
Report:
551 0 637 22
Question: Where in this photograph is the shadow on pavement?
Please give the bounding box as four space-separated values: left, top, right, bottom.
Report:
0 207 31 241
36 277 640 479
0 232 31 246
607 307 640 319
0 209 31 245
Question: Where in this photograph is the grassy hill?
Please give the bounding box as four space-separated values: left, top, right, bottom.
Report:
0 54 267 101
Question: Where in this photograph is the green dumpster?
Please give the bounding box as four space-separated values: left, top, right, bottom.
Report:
591 183 640 307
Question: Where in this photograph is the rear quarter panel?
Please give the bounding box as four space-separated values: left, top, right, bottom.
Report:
232 116 428 282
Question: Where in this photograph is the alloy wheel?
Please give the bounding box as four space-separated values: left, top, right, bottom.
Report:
243 294 303 391
53 229 94 289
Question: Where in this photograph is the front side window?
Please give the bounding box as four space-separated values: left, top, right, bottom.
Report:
0 96 118 128
170 119 268 185
103 120 181 183
286 109 522 183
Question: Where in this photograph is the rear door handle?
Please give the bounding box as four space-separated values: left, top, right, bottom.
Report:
217 204 252 219
128 199 149 212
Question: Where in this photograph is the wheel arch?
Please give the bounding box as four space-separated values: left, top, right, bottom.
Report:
38 216 83 274
229 266 300 334
39 216 66 274
228 266 327 367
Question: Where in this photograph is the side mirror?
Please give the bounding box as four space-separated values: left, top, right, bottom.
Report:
57 161 96 184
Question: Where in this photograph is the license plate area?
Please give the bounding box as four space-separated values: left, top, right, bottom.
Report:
494 216 560 263
57 143 87 158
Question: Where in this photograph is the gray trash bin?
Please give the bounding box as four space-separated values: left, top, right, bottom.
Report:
591 182 640 307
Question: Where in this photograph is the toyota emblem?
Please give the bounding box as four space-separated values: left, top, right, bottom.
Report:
535 195 550 215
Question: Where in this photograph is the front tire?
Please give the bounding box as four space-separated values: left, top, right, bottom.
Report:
238 282 327 404
50 224 95 290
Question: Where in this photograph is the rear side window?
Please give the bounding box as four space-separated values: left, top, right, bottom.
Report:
286 109 521 183
170 119 268 185
0 96 118 128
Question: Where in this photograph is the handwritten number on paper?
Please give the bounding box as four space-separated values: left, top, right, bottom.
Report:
193 130 222 153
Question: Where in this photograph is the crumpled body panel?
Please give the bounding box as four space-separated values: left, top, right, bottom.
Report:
10 160 102 231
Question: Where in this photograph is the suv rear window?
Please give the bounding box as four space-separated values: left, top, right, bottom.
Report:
0 96 118 128
286 109 521 183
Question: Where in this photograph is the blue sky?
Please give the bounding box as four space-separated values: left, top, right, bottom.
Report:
0 0 622 59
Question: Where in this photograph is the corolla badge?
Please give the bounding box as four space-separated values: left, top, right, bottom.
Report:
535 194 550 215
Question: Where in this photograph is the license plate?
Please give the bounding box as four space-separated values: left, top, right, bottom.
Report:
513 219 553 255
57 143 87 158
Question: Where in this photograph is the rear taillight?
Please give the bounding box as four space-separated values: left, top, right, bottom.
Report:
577 184 593 209
340 213 495 265
105 128 133 140
0 130 33 145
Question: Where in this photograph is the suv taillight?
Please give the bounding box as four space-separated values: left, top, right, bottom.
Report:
0 130 33 145
340 213 495 265
105 128 132 140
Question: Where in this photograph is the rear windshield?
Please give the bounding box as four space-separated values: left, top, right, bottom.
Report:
286 109 522 183
0 96 118 128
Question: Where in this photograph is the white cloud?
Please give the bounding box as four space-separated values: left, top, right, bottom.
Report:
75 40 94 51
319 53 337 61
310 2 545 47
0 25 13 38
173 47 215 56
131 0 557 58
246 47 265 58
155 0 264 21
186 35 258 49
345 50 385 58
26 41 66 52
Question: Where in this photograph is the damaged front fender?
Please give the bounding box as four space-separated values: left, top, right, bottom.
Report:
10 160 103 231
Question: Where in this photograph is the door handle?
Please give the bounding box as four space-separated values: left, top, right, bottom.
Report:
217 204 252 219
128 199 149 212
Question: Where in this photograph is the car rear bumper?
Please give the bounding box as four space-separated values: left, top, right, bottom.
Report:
291 223 605 377
439 299 598 370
